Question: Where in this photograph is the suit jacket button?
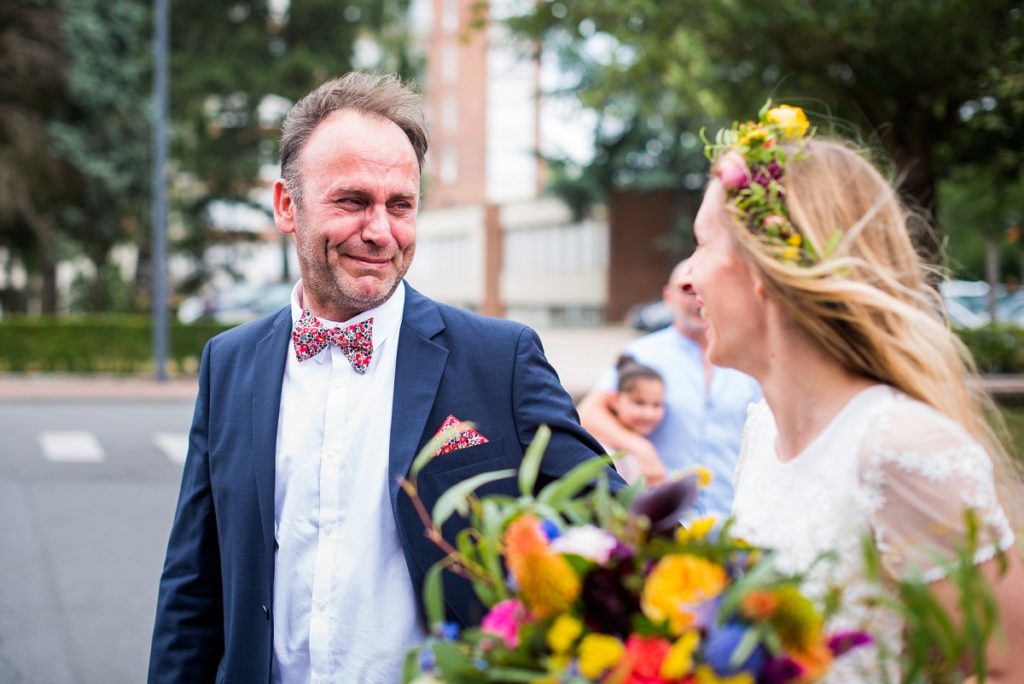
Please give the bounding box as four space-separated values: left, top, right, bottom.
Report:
261 604 271 620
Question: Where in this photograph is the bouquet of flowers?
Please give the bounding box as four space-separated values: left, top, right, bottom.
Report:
398 426 873 684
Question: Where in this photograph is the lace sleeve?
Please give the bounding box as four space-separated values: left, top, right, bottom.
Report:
856 400 1015 583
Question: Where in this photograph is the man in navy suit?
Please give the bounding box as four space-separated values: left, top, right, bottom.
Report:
149 73 616 683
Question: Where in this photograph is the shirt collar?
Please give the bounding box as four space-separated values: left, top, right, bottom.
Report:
289 279 406 354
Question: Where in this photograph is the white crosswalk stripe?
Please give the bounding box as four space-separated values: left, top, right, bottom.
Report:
39 431 106 463
153 432 189 465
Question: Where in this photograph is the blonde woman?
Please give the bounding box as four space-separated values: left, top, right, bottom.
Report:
682 106 1024 682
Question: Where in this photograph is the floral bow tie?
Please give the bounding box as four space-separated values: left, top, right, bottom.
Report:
291 310 374 373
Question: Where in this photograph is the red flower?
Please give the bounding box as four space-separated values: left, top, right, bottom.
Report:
621 635 673 684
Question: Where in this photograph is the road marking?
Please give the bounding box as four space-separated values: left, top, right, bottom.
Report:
154 432 188 465
39 431 105 463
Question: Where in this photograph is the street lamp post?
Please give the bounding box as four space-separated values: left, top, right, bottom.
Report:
152 0 169 381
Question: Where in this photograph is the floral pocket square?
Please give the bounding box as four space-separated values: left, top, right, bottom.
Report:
432 414 489 457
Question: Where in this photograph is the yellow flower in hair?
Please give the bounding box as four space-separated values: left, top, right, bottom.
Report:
505 515 581 618
661 631 701 678
786 233 803 247
738 123 769 147
782 245 801 262
641 555 728 634
765 105 810 139
546 614 583 653
577 634 625 678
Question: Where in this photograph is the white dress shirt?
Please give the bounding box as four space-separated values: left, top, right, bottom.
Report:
272 281 425 684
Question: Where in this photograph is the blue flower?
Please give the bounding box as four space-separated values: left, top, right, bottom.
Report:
440 622 460 640
418 647 436 671
541 518 561 541
703 622 767 676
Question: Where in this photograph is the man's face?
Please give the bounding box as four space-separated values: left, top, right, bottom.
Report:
663 264 707 340
273 109 420 321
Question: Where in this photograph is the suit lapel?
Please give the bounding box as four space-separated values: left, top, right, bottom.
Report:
389 285 448 513
251 307 291 554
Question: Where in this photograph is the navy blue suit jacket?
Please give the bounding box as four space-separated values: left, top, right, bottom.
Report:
148 284 616 683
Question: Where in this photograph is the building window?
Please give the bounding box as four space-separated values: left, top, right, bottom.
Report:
442 95 458 133
440 145 458 185
441 42 458 85
442 0 459 34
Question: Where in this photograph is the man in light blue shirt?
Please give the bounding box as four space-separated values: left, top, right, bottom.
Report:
579 259 761 516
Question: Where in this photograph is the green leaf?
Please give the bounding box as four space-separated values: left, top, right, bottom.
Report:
822 229 842 257
537 457 610 508
410 424 468 482
730 625 762 668
518 424 551 496
424 561 447 630
432 640 482 681
432 469 516 528
484 666 554 681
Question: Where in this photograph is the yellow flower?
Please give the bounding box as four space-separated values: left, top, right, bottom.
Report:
688 465 713 488
577 634 625 679
786 233 802 247
641 555 728 634
770 585 824 652
765 105 810 139
505 515 581 618
782 245 801 262
546 614 583 654
660 631 701 678
695 665 755 684
738 123 769 147
675 515 718 543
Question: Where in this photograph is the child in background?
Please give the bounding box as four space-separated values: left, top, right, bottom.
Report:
605 354 667 485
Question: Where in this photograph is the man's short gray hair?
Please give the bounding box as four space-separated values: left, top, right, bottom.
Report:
279 72 428 203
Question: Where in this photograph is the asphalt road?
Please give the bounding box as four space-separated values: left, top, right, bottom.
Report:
0 400 194 684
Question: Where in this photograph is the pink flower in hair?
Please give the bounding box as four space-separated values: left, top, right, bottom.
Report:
763 215 786 228
716 151 750 189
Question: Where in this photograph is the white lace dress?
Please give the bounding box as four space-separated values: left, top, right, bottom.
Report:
731 384 1015 682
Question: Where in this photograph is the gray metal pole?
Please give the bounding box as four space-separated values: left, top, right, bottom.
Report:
152 0 169 381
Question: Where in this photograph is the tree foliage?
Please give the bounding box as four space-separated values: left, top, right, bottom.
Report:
504 1 1024 241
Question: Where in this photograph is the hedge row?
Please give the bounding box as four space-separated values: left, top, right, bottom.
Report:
1 317 1023 375
0 315 234 373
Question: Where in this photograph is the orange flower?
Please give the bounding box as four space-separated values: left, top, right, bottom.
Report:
641 555 728 634
740 590 779 621
505 515 580 618
790 640 833 681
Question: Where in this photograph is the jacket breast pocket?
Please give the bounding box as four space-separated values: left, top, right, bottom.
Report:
419 437 508 477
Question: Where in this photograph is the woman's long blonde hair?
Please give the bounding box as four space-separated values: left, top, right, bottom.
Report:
724 138 1023 526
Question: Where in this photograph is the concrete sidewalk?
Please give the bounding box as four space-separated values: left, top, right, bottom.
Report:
0 326 641 402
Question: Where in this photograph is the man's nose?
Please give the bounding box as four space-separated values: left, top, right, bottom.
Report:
361 204 392 243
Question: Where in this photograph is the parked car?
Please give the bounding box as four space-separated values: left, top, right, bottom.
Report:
625 300 672 333
177 282 293 325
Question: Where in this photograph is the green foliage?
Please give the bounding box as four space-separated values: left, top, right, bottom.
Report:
956 324 1024 374
504 0 1024 243
0 315 231 373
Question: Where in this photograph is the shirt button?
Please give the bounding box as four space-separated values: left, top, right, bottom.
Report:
323 526 333 537
316 601 326 612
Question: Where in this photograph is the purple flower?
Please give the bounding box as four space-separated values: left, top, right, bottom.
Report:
761 656 804 684
767 159 783 179
629 475 699 537
828 630 873 656
580 561 641 637
703 622 767 676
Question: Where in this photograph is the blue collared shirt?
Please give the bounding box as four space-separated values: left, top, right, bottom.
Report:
598 327 762 517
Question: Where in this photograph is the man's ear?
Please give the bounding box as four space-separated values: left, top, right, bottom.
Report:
273 179 297 235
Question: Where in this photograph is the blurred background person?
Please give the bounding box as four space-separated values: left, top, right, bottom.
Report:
602 354 667 484
578 259 761 513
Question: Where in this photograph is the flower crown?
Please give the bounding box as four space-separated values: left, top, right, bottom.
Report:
704 103 838 265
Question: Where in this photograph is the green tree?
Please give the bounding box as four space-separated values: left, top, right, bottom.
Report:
504 1 1024 239
49 0 150 312
0 0 70 314
164 0 418 297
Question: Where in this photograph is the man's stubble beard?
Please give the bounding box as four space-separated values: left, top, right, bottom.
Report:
293 211 416 316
